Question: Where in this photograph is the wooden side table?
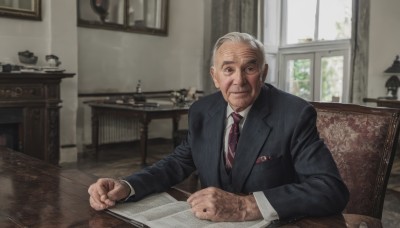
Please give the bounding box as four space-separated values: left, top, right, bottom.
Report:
363 98 400 109
88 102 189 166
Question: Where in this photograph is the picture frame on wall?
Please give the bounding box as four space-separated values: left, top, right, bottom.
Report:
77 0 169 36
0 0 41 21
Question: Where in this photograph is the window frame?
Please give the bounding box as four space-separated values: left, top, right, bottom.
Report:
278 41 351 102
280 52 315 101
263 0 352 102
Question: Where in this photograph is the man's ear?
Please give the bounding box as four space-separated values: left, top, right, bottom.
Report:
210 67 220 89
261 64 269 82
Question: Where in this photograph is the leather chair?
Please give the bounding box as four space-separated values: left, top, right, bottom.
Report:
311 102 400 219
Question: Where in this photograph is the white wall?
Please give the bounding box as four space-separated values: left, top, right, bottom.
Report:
367 0 400 99
0 4 50 65
77 0 205 148
78 0 204 93
0 0 78 163
49 0 79 162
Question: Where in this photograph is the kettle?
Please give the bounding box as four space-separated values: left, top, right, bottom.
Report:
45 54 61 67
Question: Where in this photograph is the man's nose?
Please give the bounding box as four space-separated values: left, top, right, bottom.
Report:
233 70 246 84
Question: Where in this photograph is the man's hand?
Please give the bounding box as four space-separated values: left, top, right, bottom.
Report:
187 187 262 222
88 178 131 210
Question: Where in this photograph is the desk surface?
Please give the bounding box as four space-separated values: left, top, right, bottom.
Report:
0 148 382 227
0 147 129 227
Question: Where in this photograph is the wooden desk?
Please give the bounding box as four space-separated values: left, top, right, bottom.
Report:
0 147 129 227
0 148 382 227
88 102 189 165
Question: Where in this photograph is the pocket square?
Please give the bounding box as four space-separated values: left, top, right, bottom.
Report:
255 155 272 164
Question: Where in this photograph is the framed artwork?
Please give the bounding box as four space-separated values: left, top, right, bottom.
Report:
0 0 41 20
77 0 169 36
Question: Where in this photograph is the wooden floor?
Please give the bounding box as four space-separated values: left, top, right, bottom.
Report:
63 139 400 228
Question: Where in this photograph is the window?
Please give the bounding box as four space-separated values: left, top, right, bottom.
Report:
263 0 352 102
280 49 350 102
284 0 352 44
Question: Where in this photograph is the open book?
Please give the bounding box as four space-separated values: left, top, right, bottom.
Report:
107 192 270 228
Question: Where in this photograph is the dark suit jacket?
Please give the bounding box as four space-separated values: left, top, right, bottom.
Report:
125 84 349 219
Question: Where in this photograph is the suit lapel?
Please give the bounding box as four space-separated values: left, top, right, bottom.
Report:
203 95 226 187
232 86 272 192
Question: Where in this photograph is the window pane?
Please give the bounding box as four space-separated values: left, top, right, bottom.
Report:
318 0 352 41
286 59 312 100
286 0 316 44
320 56 344 102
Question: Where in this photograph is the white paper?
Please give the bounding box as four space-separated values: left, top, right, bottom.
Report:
108 192 176 218
107 192 270 228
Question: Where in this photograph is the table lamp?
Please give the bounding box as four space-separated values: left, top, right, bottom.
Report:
384 55 400 99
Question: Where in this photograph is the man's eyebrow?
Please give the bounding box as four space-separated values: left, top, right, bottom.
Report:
220 59 258 69
220 61 235 69
247 59 258 65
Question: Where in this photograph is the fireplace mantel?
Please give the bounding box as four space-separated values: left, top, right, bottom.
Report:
0 72 74 165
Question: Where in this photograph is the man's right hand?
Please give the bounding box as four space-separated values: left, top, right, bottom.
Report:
88 178 131 210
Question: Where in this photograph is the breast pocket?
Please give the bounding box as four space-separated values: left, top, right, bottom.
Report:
245 156 287 191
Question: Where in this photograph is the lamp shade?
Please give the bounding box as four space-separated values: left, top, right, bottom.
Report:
384 55 400 73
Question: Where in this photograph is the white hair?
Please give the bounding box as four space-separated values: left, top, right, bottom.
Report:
210 32 266 72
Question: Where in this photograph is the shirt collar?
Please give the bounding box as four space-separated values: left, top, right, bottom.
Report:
226 104 252 119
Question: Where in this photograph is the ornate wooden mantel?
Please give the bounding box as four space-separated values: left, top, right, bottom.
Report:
0 72 74 165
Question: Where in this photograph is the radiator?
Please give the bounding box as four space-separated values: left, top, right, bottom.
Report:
98 114 140 145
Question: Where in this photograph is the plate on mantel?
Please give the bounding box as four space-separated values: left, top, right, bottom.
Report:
43 68 65 73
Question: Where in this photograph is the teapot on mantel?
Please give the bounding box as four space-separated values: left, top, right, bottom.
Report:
45 54 61 67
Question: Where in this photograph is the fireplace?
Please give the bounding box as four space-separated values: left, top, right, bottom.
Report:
0 124 21 150
0 109 22 151
0 72 74 164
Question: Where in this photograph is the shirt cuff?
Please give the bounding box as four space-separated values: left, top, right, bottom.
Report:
253 191 280 221
120 180 135 200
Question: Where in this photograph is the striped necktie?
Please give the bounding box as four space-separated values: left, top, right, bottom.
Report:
226 112 242 171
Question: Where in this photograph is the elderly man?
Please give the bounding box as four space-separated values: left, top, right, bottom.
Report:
88 32 349 222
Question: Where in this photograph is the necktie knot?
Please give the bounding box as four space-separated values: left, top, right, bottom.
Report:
231 112 242 124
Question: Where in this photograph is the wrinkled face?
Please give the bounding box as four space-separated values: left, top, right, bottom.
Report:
211 41 268 112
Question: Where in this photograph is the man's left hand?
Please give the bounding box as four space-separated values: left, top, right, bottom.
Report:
187 187 262 222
